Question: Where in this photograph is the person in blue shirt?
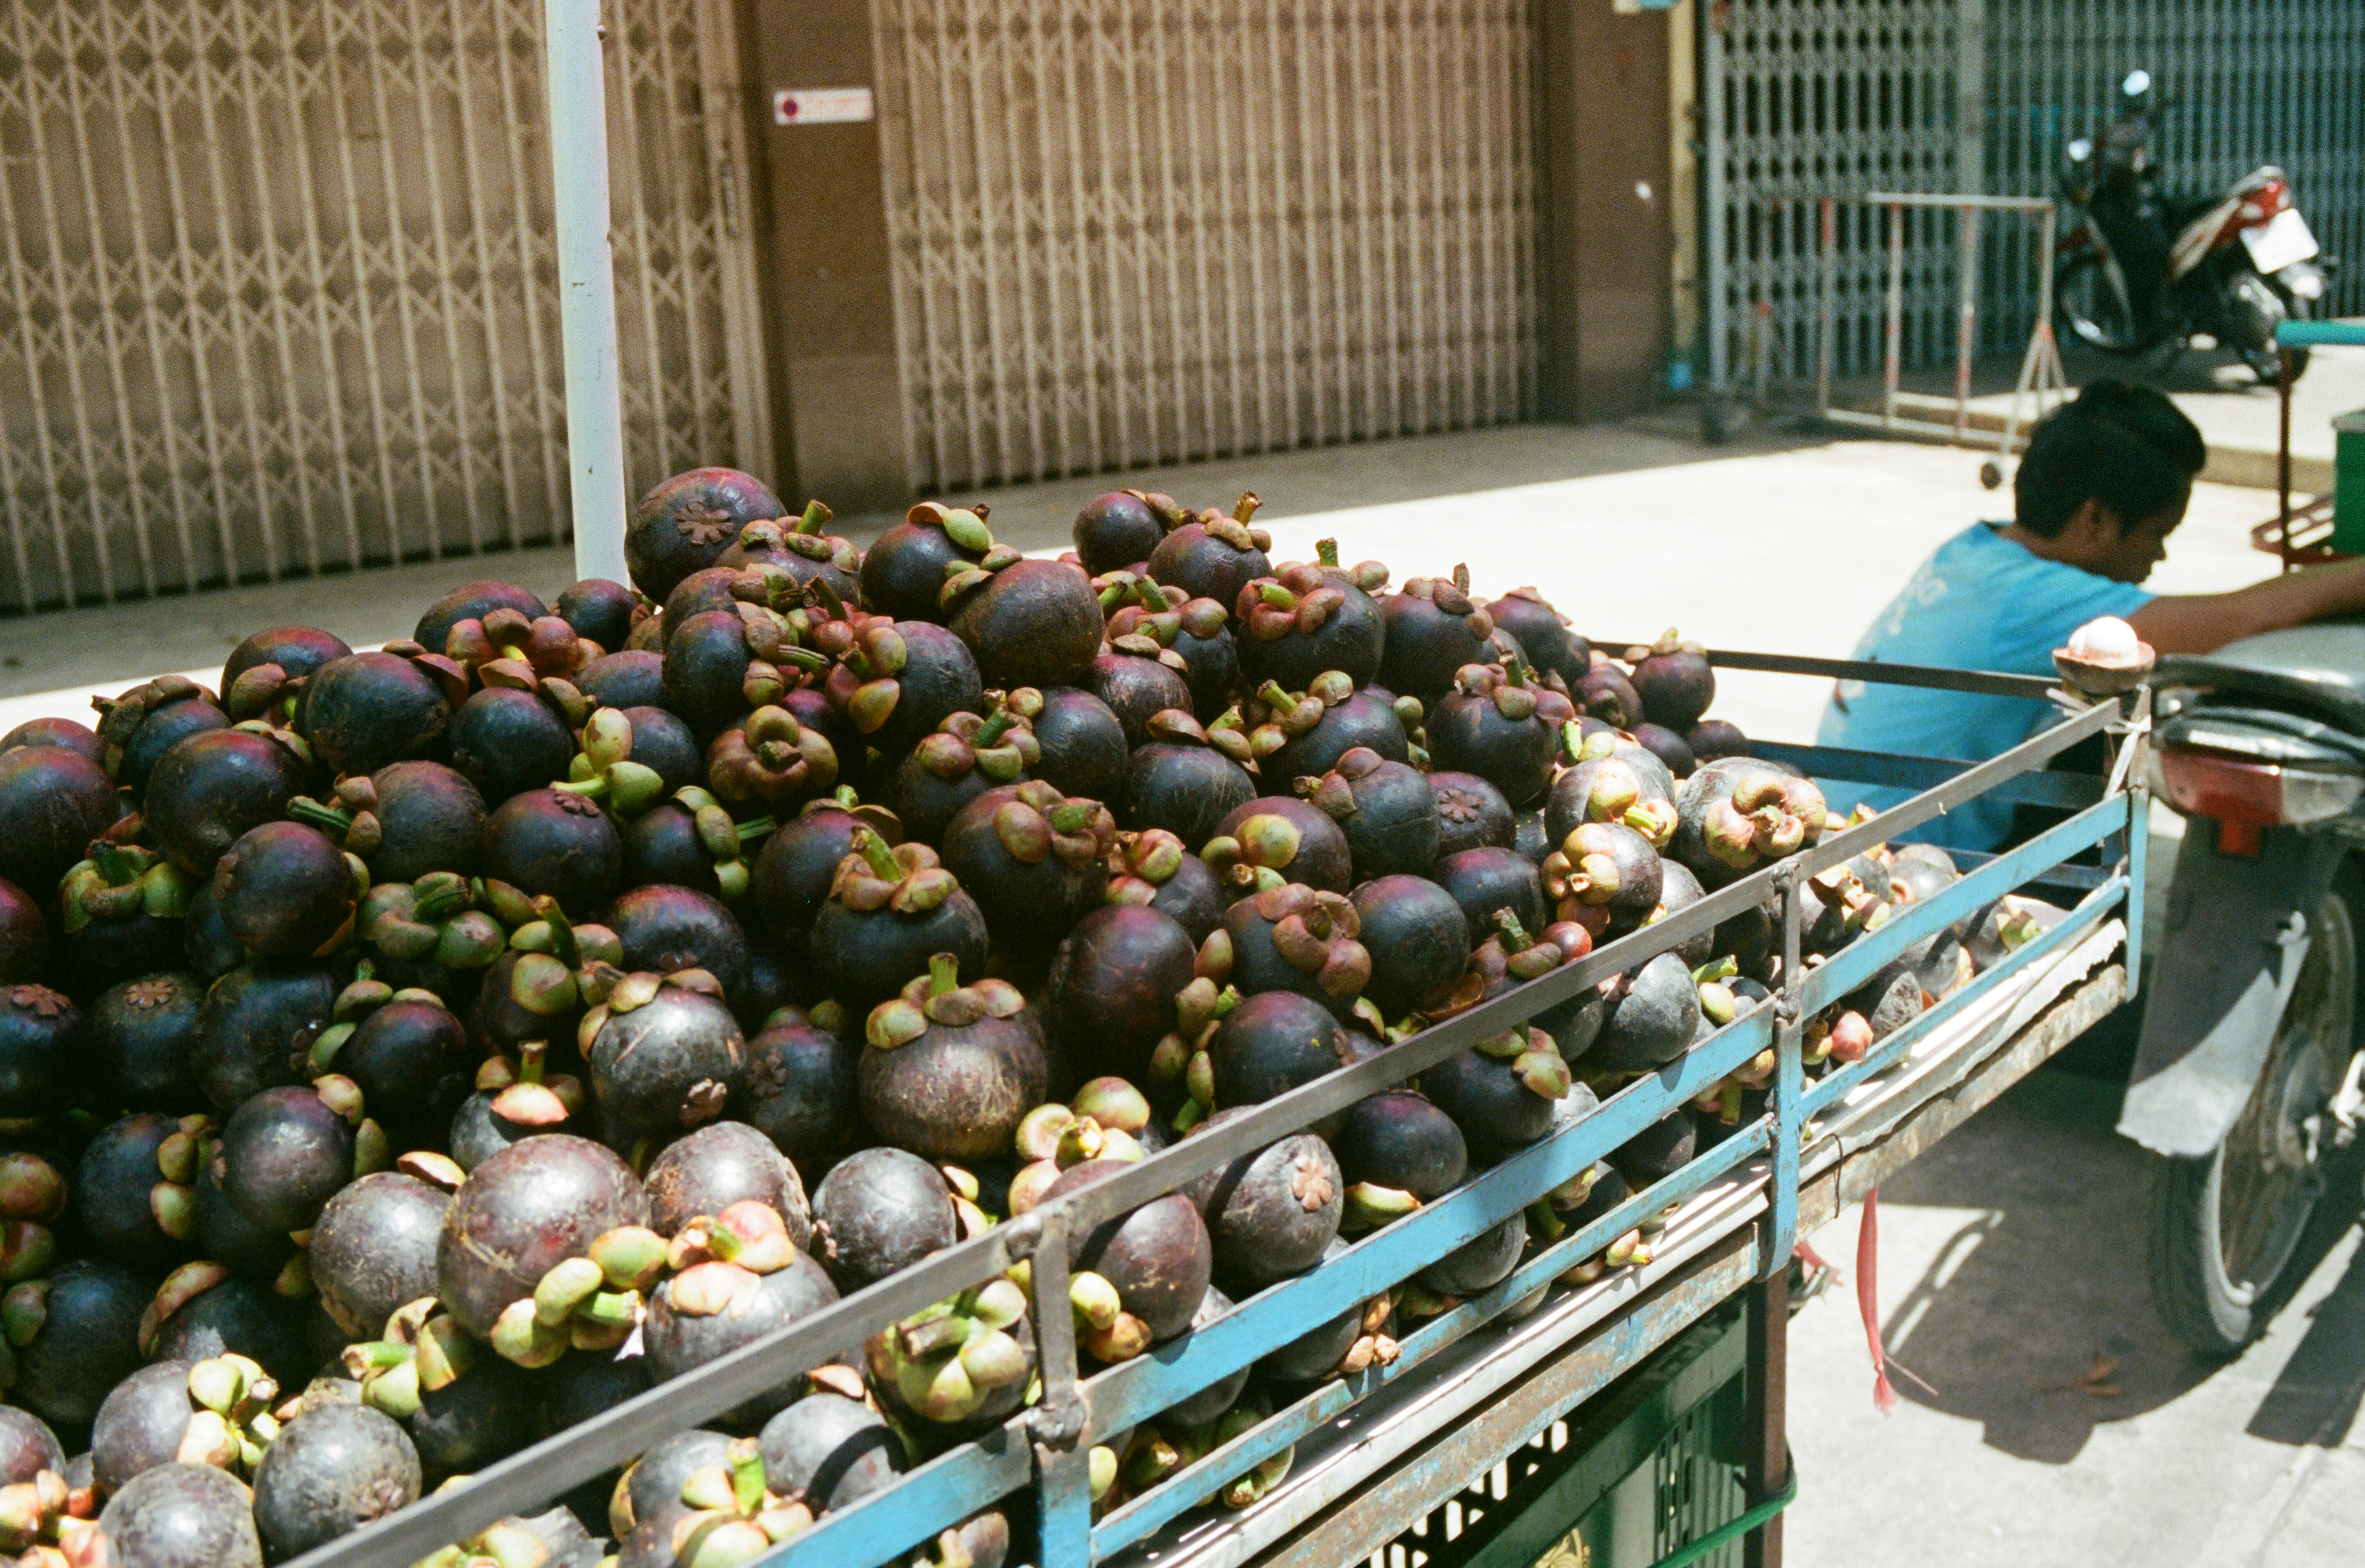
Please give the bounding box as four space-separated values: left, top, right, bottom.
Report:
1820 381 2365 849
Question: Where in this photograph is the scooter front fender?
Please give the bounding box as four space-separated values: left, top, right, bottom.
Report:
2119 825 2345 1157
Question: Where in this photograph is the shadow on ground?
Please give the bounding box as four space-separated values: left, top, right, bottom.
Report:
1874 1056 2365 1464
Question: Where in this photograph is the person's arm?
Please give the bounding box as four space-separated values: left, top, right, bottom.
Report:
2126 556 2365 655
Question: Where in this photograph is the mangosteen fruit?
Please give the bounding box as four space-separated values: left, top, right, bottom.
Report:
1484 588 1585 684
56 840 197 993
940 781 1114 950
1221 883 1370 1022
0 716 105 764
191 1161 299 1287
76 1112 201 1270
221 625 353 716
309 1172 451 1340
250 1401 420 1559
296 760 488 885
554 578 639 651
1687 718 1750 764
1107 579 1239 722
5 1258 152 1430
1013 686 1128 805
1419 1025 1572 1163
1625 631 1715 733
93 676 230 798
1589 953 1704 1072
217 1081 368 1234
612 1428 734 1539
581 971 748 1150
435 1133 649 1340
1105 830 1226 946
1415 1211 1525 1298
96 1461 266 1568
1180 1111 1342 1289
0 984 81 1120
1653 860 1717 969
860 956 1045 1161
405 1351 541 1476
807 832 989 1014
0 1407 61 1485
1204 989 1353 1115
1432 846 1545 941
938 535 1106 691
483 787 623 919
1240 673 1413 787
1670 758 1827 887
1547 745 1679 850
734 1007 861 1171
867 1281 1037 1434
889 706 1038 845
1629 722 1697 780
1146 494 1271 611
1085 641 1193 751
143 1271 310 1392
643 1223 840 1426
0 880 46 986
607 885 753 1008
1260 1288 1383 1384
1046 904 1199 1086
188 962 336 1113
1610 1108 1698 1192
1044 1159 1213 1355
824 618 985 761
1571 661 1643 729
1300 747 1437 882
1430 770 1516 858
1378 566 1493 705
626 468 785 602
414 581 551 654
0 743 122 894
759 1391 904 1514
580 650 667 716
1072 491 1170 576
1333 1090 1468 1229
448 685 579 806
706 704 840 816
1123 710 1257 848
811 1147 958 1292
1206 796 1353 897
211 821 356 960
745 800 898 959
299 648 459 778
1350 874 1471 1021
1541 821 1663 937
644 1120 811 1249
716 500 862 602
622 706 708 797
862 502 991 622
1425 659 1572 808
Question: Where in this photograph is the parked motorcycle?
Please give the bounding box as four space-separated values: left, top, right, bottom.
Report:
2055 69 2331 385
2125 625 2365 1354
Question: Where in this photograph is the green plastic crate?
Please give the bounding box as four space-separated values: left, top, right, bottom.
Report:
2335 409 2365 554
1368 1303 1757 1568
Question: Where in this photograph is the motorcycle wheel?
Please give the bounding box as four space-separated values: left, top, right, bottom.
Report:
2238 283 2311 385
2055 251 2146 353
2149 873 2360 1356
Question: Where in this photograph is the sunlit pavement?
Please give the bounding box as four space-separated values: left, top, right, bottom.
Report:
5 416 2352 1562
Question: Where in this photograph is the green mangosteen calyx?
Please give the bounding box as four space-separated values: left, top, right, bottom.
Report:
820 620 922 737
58 842 197 934
554 707 670 818
473 1040 586 1135
1145 937 1241 1129
1146 707 1252 768
912 706 1040 788
865 953 1027 1053
1106 828 1191 905
710 705 839 810
1104 575 1231 649
655 1435 816 1559
1697 769 1827 871
479 1217 668 1369
0 1152 66 1283
445 607 595 690
830 831 961 917
497 896 627 1020
356 873 510 972
1470 1023 1573 1100
657 786 777 901
871 1278 1033 1425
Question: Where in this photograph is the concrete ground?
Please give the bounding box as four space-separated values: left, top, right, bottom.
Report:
2 416 2354 1561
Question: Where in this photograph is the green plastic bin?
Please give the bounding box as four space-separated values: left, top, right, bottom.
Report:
1370 1303 1760 1568
2335 409 2365 554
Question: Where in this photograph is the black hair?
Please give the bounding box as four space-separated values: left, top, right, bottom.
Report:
2013 394 2200 538
2068 378 2207 475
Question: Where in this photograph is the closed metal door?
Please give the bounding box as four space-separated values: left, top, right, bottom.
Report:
0 0 770 613
869 0 1541 494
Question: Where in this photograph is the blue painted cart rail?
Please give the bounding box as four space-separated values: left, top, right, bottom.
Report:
290 654 2147 1568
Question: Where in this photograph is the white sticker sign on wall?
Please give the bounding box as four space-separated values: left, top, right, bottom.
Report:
775 87 874 126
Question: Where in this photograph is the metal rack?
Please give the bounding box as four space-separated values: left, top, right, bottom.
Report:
291 650 2146 1568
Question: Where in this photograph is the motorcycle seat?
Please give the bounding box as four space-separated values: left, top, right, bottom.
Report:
2155 623 2365 729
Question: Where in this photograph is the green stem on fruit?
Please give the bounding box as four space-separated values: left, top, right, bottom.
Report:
1048 801 1095 835
973 709 1016 749
1560 719 1586 763
928 952 960 996
776 644 829 674
92 843 144 887
1502 653 1529 688
517 1041 547 1087
1231 492 1261 523
856 829 903 881
1257 583 1297 611
1255 680 1294 711
413 882 470 926
795 499 833 536
734 816 777 847
833 785 861 808
1493 908 1533 952
1316 538 1340 568
289 797 355 837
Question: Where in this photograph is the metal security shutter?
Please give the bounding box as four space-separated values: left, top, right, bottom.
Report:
870 0 1541 494
0 0 769 613
1711 0 1968 390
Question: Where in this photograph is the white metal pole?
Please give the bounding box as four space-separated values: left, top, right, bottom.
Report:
545 0 630 585
1702 1 1728 401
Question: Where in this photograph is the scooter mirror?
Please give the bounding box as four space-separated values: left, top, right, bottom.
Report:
2122 68 2152 98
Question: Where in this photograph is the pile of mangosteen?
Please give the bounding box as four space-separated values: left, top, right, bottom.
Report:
0 467 2035 1568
